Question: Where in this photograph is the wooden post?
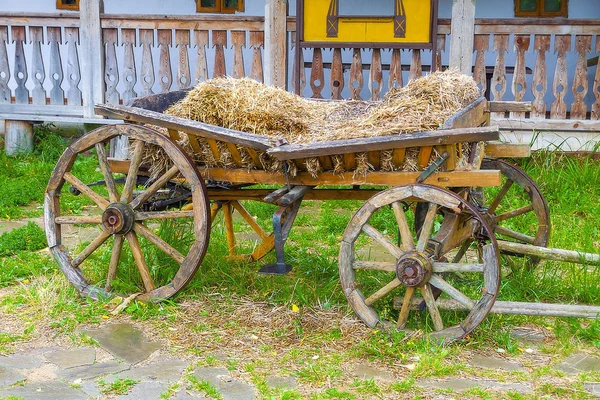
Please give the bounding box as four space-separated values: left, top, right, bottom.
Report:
264 0 287 88
80 0 104 118
5 121 33 155
449 0 476 75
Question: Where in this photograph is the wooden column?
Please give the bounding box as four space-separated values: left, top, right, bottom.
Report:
264 0 287 88
449 0 476 75
80 0 104 118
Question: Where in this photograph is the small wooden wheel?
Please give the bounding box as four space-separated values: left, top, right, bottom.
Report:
339 184 500 343
478 159 550 266
45 124 210 301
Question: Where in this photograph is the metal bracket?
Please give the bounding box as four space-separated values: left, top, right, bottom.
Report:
416 151 449 183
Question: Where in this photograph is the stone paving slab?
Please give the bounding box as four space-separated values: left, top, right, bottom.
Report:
116 381 168 399
469 354 525 372
0 365 26 388
194 367 255 400
45 347 96 369
80 380 103 398
352 363 395 382
58 360 130 381
107 359 189 383
83 323 162 365
0 381 87 400
418 378 532 393
0 351 45 369
555 353 600 375
584 382 600 396
266 375 298 390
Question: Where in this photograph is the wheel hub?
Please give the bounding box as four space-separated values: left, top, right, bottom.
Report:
396 252 432 287
102 203 135 234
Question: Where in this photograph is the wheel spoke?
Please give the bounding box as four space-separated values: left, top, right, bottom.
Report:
391 201 414 251
429 274 475 309
129 165 180 210
451 239 472 263
72 229 111 268
364 278 402 306
134 222 185 264
362 224 403 259
396 286 415 329
495 204 534 222
417 203 437 252
55 215 102 224
64 172 109 209
135 210 195 221
432 262 485 273
419 284 444 331
121 140 145 203
95 142 120 203
353 261 395 272
487 179 514 213
495 226 536 244
105 234 124 291
125 231 155 292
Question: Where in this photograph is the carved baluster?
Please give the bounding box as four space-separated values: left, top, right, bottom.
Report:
157 30 173 93
140 29 155 96
330 47 344 100
231 31 246 79
30 26 46 105
491 34 509 118
592 35 600 120
65 27 81 105
349 48 363 100
121 29 137 103
388 49 402 89
175 30 191 89
473 34 489 94
249 31 264 83
408 49 422 82
310 48 324 98
0 26 11 103
369 48 383 100
47 27 64 105
436 34 446 72
12 26 28 104
194 30 209 84
551 35 570 119
103 28 119 104
532 35 550 119
571 35 591 120
512 35 530 119
212 30 227 78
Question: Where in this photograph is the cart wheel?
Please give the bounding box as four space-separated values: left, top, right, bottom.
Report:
478 159 550 266
44 124 210 302
339 184 499 343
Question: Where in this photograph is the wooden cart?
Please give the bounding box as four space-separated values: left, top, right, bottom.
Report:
44 94 599 343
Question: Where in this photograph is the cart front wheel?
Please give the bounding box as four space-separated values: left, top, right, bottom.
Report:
339 184 500 343
44 124 210 302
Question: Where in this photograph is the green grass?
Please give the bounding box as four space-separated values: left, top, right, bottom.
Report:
99 377 139 395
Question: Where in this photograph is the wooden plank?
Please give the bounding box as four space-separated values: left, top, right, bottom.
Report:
101 15 265 31
264 0 287 88
121 29 137 103
194 30 209 83
12 26 28 104
511 34 530 119
208 188 380 202
0 113 123 124
103 28 120 105
449 0 476 75
497 240 600 265
157 29 173 93
493 118 600 132
551 35 571 119
140 29 155 96
0 26 10 103
330 48 344 100
473 34 489 93
487 101 532 113
408 49 422 82
485 142 531 158
0 104 84 116
212 30 227 78
436 34 446 73
417 146 433 169
491 34 509 109
532 35 551 119
571 35 592 120
592 34 600 120
249 31 264 83
201 168 502 187
29 26 46 106
310 48 324 99
231 31 246 79
80 0 104 118
369 49 383 101
267 126 500 160
94 103 273 149
65 27 82 106
442 96 487 129
175 29 192 89
47 27 64 106
349 49 363 100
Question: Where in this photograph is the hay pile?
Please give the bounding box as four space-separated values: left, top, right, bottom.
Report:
143 70 480 178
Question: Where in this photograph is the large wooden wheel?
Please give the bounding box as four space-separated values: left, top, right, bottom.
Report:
339 184 500 343
478 159 550 266
44 124 210 301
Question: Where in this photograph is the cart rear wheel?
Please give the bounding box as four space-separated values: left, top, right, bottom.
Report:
44 124 210 301
478 159 550 266
339 184 500 343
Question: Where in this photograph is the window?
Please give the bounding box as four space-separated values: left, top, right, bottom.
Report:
515 0 567 17
56 0 79 11
196 0 244 14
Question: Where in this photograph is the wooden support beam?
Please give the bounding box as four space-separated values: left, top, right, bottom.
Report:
4 120 33 155
80 0 105 118
497 240 600 265
264 0 287 88
449 0 476 75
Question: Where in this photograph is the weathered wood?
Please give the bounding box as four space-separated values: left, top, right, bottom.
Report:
12 26 28 104
0 26 10 103
135 210 195 221
80 0 104 118
249 31 264 83
369 49 383 101
409 50 422 82
222 202 236 257
121 29 137 103
134 222 185 264
532 35 550 119
95 142 119 202
140 29 155 96
72 229 111 268
488 101 533 113
125 231 156 292
362 223 403 259
420 284 444 331
442 96 487 129
551 35 571 119
55 215 103 224
364 277 401 307
212 30 227 78
417 203 437 252
5 121 33 155
230 200 269 240
231 31 246 79
436 34 446 73
397 286 415 329
392 201 414 251
497 240 600 265
473 34 489 93
267 126 500 160
194 30 209 84
157 29 173 93
208 188 380 202
95 104 274 149
264 0 287 88
105 234 123 291
103 28 119 105
511 34 530 119
388 48 402 90
175 30 191 89
330 48 344 100
29 26 46 105
121 140 145 203
429 274 475 309
485 142 531 158
349 49 363 100
130 165 180 210
494 118 600 132
65 27 82 105
417 146 433 169
491 34 509 112
47 27 64 105
449 0 476 74
571 35 591 119
310 48 324 98
592 35 600 120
